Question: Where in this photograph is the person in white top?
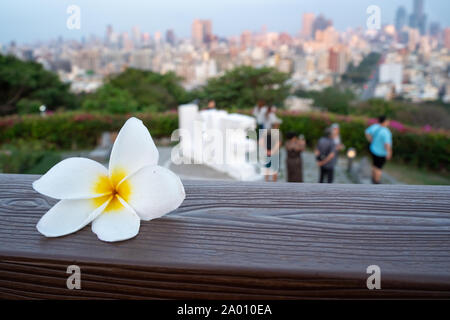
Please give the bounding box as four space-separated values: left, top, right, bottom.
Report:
263 106 281 130
252 100 268 131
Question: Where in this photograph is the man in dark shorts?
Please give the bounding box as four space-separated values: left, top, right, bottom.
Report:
315 128 337 183
365 115 393 184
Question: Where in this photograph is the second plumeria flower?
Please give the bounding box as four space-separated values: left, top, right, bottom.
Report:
33 117 186 242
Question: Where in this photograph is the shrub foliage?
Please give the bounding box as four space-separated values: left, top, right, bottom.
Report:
0 110 448 171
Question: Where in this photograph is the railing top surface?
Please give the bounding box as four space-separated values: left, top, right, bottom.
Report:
1 173 450 286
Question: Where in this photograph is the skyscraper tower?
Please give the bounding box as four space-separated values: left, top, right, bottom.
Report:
192 19 213 46
395 6 407 32
444 28 450 50
312 14 332 40
301 13 315 39
429 22 441 37
192 19 203 45
105 25 114 44
132 26 141 46
166 29 175 45
409 0 427 35
413 0 424 16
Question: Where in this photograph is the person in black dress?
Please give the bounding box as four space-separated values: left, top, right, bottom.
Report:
285 132 306 182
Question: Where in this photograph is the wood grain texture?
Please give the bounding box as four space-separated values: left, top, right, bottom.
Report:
0 173 450 299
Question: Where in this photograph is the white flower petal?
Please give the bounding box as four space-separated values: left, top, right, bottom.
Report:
91 197 140 242
108 117 159 184
122 165 185 221
37 198 110 237
33 157 110 200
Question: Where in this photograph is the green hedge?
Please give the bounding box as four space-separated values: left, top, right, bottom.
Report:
0 110 449 171
0 140 62 174
0 112 178 150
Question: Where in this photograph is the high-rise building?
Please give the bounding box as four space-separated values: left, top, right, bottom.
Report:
22 49 34 61
154 31 162 45
240 30 252 49
141 32 151 46
409 0 427 35
312 15 333 40
120 32 133 50
407 28 421 51
379 63 403 94
74 49 101 72
192 19 213 46
132 26 141 46
398 30 409 45
329 45 348 74
105 25 114 44
130 49 152 70
301 13 315 39
413 0 424 16
444 28 450 50
192 20 203 45
395 6 407 32
429 22 441 37
166 29 175 45
203 20 212 42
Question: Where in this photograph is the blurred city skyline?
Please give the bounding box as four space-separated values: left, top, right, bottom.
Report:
1 0 449 105
0 0 449 44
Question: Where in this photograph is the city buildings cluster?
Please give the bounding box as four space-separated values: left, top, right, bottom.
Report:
1 0 449 103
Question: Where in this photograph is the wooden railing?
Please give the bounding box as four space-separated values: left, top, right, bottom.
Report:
0 173 449 299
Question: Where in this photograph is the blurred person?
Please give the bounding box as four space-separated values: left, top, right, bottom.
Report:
331 123 345 153
206 99 216 110
285 132 306 183
263 106 280 130
252 100 267 131
315 128 337 183
365 115 392 184
260 119 282 182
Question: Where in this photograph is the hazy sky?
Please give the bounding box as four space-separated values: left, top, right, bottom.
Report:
0 0 449 44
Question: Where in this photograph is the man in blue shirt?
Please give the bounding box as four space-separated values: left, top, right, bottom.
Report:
365 115 393 184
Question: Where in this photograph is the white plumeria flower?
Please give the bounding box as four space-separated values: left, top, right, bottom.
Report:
33 117 185 242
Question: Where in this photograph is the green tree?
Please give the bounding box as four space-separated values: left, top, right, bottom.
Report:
352 99 450 130
16 98 43 114
295 87 355 114
107 68 191 110
342 52 381 84
351 98 396 118
82 84 138 114
0 54 76 115
199 66 291 109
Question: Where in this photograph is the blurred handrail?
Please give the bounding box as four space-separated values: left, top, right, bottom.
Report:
0 173 450 299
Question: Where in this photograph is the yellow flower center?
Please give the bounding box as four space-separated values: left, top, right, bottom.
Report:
92 168 132 212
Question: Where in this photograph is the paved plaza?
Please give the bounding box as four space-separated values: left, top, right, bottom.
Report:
158 146 354 184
